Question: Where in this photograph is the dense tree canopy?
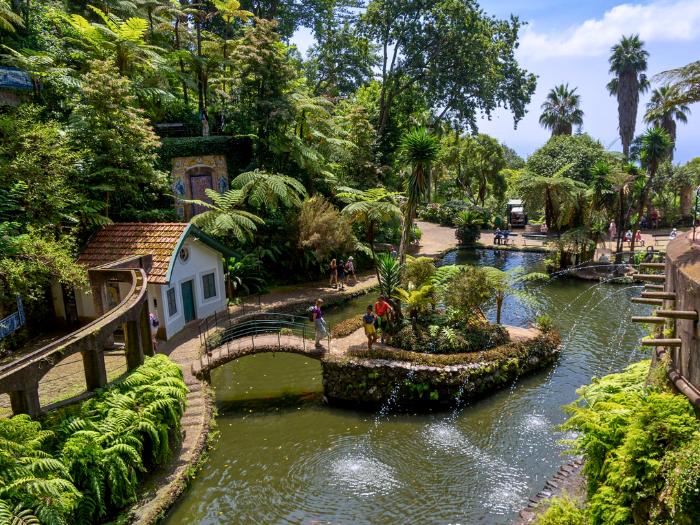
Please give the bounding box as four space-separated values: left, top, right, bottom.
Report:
526 134 614 185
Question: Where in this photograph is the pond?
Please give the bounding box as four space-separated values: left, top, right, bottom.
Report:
164 249 648 524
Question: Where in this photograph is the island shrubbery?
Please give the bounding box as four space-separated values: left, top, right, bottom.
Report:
0 355 187 524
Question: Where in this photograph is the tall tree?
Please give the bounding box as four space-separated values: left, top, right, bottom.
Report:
629 127 672 254
607 34 649 160
644 85 690 161
459 134 506 206
361 0 536 157
645 85 692 217
398 127 439 263
538 83 584 136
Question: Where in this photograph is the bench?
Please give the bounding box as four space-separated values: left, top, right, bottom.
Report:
494 233 518 246
652 234 670 247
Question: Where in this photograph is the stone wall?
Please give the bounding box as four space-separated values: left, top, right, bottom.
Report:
662 233 700 397
322 333 560 409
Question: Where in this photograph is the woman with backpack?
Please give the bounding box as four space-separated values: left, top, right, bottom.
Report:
345 256 357 286
311 298 328 348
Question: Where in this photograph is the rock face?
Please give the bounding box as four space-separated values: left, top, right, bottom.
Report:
322 332 561 409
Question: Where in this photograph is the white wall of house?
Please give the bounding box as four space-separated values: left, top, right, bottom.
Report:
75 286 96 320
161 238 227 339
50 280 66 320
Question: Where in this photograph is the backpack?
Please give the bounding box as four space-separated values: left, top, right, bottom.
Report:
308 306 315 322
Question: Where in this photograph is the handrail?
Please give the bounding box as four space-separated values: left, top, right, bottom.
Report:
0 268 148 380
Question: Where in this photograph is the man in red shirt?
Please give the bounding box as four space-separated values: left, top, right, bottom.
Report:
373 295 394 345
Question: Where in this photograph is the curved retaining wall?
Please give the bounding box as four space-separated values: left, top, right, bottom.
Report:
322 333 561 409
663 233 700 403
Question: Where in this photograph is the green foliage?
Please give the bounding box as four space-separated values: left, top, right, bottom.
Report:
539 84 584 137
402 256 436 289
376 252 403 299
534 495 586 525
454 210 482 246
526 134 613 185
0 356 186 525
157 137 253 175
297 196 356 261
561 360 700 525
68 59 167 221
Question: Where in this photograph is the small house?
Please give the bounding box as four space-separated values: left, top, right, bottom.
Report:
52 223 232 340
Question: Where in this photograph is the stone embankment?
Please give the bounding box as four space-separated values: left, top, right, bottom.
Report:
322 331 561 409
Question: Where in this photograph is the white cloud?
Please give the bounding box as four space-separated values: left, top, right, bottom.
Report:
519 0 700 60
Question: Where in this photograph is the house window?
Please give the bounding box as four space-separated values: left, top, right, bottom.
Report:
167 288 177 317
202 272 216 299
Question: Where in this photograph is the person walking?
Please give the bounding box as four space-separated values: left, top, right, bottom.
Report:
345 256 357 286
608 220 617 249
329 259 338 288
311 298 328 348
363 305 377 350
337 259 346 290
374 295 394 345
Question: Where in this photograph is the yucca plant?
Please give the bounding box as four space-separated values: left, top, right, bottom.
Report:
454 210 482 246
398 127 440 263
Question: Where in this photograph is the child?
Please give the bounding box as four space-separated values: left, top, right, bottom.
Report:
363 305 377 350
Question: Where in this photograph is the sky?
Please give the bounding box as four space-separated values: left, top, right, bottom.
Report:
291 0 700 164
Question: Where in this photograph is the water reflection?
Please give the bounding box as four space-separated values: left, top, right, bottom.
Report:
165 249 649 525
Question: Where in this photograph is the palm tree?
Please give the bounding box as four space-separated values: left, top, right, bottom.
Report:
398 127 440 264
538 84 584 136
336 187 402 281
608 164 639 258
629 127 672 254
644 86 692 217
607 35 649 160
655 59 700 107
644 86 690 161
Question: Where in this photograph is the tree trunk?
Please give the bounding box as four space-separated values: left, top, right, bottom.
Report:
496 296 503 324
174 16 189 106
368 221 382 290
399 200 416 266
681 184 693 219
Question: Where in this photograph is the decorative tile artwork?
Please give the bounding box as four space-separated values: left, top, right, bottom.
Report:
171 155 228 220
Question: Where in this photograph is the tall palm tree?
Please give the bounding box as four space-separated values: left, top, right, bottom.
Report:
538 83 584 136
629 127 672 254
644 85 690 161
607 35 649 160
655 59 700 107
398 128 440 264
645 85 692 217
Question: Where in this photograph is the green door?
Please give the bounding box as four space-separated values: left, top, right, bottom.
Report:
181 280 196 323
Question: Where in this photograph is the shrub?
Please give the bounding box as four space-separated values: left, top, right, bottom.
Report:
388 320 508 354
331 316 364 338
455 210 482 246
534 495 586 525
561 359 700 525
536 314 555 333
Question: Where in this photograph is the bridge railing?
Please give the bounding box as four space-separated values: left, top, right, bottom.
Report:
200 312 332 360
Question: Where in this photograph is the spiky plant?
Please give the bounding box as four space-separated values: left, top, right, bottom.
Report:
376 252 403 299
398 127 440 263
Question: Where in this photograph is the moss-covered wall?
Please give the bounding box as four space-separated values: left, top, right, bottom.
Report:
158 136 253 178
322 333 561 409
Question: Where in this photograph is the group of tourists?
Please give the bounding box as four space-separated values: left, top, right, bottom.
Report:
310 295 394 350
329 257 357 290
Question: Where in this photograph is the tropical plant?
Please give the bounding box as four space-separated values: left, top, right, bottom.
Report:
607 35 649 159
376 252 403 299
454 210 482 246
482 267 549 324
517 164 587 231
630 127 672 254
655 59 700 108
539 83 584 136
189 188 264 240
398 127 440 263
443 266 494 321
189 170 305 240
402 256 436 290
394 284 433 328
336 186 402 269
66 7 165 76
644 85 690 160
0 0 22 33
226 254 266 297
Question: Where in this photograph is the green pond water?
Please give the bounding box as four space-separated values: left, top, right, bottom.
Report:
164 250 649 524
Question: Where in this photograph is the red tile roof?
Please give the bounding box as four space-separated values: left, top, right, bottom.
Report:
78 223 189 284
